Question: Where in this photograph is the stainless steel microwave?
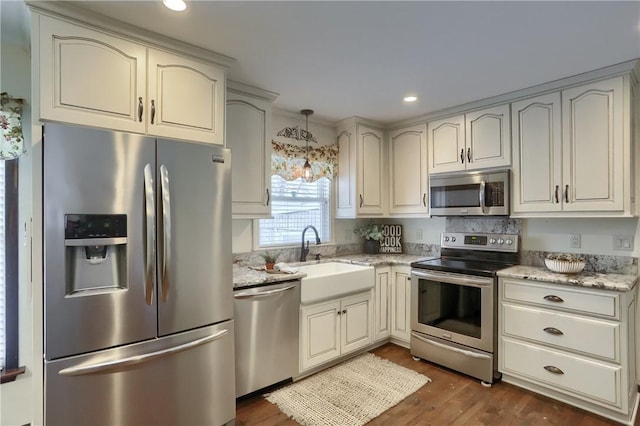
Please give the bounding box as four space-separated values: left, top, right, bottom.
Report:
429 170 509 216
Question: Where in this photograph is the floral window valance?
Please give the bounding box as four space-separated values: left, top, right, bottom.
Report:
1 93 25 160
271 140 338 182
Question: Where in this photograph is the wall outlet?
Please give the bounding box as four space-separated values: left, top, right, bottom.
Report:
613 235 634 251
416 228 424 241
569 234 581 248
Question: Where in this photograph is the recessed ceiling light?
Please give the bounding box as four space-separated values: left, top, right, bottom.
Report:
404 96 418 103
163 0 186 12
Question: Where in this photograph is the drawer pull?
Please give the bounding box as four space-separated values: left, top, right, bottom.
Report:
543 327 564 336
544 365 564 375
543 295 564 303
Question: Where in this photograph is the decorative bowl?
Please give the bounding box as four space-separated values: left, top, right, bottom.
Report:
544 255 585 274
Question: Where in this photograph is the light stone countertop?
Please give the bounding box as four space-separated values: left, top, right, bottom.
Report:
233 253 436 289
497 265 638 292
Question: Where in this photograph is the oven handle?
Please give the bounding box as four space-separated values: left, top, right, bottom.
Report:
411 269 493 288
411 332 491 360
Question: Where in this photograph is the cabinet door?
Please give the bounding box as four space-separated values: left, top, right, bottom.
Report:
511 93 562 213
465 104 511 170
389 124 428 216
335 125 357 218
341 292 373 354
391 267 411 343
374 267 391 341
300 301 341 371
428 115 465 173
38 14 146 133
226 93 271 218
148 49 225 144
562 78 624 212
357 125 386 216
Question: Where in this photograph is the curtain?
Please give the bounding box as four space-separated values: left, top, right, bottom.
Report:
0 93 25 160
271 140 338 182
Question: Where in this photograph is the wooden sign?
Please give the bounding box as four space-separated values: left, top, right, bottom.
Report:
379 224 402 254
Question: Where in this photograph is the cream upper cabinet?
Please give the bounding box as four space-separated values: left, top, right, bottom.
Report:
226 83 277 218
428 105 510 174
428 114 465 174
37 13 226 144
511 92 562 213
38 14 147 134
512 76 635 217
389 124 428 216
335 118 386 218
147 49 225 144
562 78 624 212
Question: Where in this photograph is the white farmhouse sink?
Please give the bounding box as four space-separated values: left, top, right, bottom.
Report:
297 262 375 305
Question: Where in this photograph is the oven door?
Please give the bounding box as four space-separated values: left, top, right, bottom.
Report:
410 269 494 352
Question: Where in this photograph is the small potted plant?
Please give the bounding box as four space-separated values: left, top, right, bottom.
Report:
353 221 384 254
259 251 280 270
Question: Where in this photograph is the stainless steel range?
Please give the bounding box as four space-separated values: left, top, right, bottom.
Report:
410 232 519 385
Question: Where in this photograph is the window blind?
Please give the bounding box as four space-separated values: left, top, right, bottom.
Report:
0 160 5 369
259 175 331 247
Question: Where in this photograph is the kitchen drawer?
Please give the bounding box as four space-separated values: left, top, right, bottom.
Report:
502 337 622 408
502 303 619 361
502 279 618 318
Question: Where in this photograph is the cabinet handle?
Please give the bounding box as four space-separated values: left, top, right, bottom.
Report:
460 149 464 164
543 295 564 303
150 100 156 124
138 97 143 122
543 327 564 336
265 188 270 206
564 184 569 203
359 194 364 208
554 185 559 203
543 365 564 375
467 147 471 163
422 193 427 207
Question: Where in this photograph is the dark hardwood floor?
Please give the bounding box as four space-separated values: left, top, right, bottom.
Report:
236 343 634 426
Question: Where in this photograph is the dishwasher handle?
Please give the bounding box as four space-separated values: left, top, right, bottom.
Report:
234 284 298 300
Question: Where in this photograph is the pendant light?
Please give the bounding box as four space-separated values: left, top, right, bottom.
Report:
277 109 317 182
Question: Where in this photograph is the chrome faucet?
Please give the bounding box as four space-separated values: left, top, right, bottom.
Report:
300 225 321 261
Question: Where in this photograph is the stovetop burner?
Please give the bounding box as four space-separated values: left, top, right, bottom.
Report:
411 232 520 277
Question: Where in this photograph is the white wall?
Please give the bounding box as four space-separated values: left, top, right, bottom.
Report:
0 4 34 425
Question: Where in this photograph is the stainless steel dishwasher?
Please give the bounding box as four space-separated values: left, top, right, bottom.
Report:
234 280 300 398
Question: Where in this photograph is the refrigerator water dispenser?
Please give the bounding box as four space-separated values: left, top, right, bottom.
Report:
64 214 127 295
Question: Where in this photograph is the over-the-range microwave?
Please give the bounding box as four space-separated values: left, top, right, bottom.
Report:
429 169 509 216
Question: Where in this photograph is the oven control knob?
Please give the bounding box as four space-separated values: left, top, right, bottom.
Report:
451 237 456 242
506 239 513 245
489 238 496 244
444 236 450 242
497 238 505 245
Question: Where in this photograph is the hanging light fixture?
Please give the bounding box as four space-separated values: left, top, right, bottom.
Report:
277 109 317 182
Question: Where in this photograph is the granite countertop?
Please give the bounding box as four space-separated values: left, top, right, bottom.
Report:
233 253 435 289
497 265 638 292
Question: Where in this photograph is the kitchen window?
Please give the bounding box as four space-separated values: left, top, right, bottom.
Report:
258 175 331 247
1 159 19 382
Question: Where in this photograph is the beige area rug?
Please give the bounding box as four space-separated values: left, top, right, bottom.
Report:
264 353 431 426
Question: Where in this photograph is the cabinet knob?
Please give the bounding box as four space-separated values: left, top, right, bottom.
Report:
342 310 347 315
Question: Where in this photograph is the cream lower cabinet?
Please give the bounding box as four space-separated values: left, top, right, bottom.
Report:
300 292 373 372
36 13 225 144
226 82 277 218
374 265 411 347
511 76 636 216
499 277 638 425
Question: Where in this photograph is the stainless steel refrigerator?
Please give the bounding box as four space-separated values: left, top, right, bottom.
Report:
42 123 235 426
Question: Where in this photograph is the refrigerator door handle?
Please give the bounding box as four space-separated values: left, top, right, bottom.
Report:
58 329 230 377
160 164 172 302
143 164 156 305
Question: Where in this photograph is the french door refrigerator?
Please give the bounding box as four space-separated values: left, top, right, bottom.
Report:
42 123 235 426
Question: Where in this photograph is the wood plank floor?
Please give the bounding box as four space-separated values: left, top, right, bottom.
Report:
236 343 634 426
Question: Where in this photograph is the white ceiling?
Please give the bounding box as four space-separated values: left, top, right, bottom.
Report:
17 1 640 123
